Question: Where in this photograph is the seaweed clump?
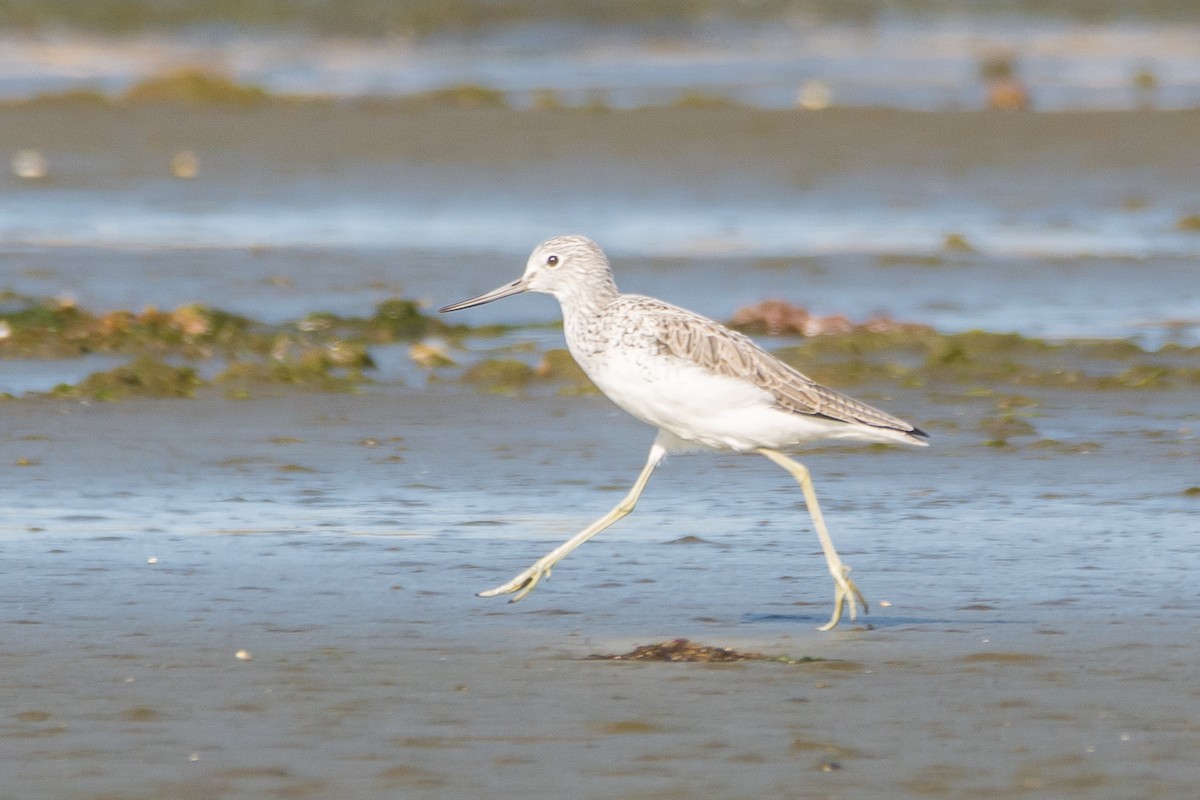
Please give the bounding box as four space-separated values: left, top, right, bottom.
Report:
2 294 450 399
52 356 201 401
730 300 932 338
764 324 1200 393
459 359 534 394
295 299 449 344
535 348 595 392
216 341 373 396
0 296 255 359
11 69 284 108
398 85 508 110
592 639 763 662
455 347 602 396
590 639 821 664
1177 214 1200 232
121 69 270 106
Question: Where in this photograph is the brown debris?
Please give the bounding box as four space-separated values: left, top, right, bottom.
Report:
986 76 1031 111
729 300 930 337
590 638 764 663
979 50 1032 111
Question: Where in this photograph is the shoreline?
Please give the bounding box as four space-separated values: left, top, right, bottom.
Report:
3 81 1200 800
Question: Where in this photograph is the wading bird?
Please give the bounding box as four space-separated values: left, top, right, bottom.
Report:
441 235 927 629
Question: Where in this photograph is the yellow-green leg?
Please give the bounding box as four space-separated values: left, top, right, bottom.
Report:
478 443 667 601
757 447 868 630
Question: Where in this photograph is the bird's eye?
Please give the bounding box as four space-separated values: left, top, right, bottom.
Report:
545 254 559 268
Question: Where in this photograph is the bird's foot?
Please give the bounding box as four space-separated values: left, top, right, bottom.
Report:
816 565 868 632
477 560 553 602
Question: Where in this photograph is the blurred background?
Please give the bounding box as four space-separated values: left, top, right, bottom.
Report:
3 0 1200 365
4 2 1200 350
3 0 1200 109
4 8 1200 798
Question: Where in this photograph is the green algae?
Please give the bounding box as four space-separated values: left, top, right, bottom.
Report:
669 93 740 109
296 299 451 344
4 69 308 110
531 88 565 110
942 233 976 253
400 85 508 110
216 348 370 397
5 69 301 110
1028 439 1102 454
121 69 271 106
453 349 599 397
15 1 1195 39
460 359 534 394
213 335 376 396
876 253 949 268
8 293 1199 404
0 296 443 362
1099 363 1200 388
772 328 1200 392
2 294 450 399
590 638 826 664
19 88 110 107
979 412 1038 446
51 356 201 401
0 297 259 359
535 348 597 394
1176 214 1200 232
365 299 446 342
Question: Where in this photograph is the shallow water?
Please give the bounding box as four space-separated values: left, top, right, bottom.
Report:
3 106 1200 346
2 386 1199 798
3 97 1200 797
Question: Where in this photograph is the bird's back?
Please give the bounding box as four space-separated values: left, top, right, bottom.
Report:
565 293 927 450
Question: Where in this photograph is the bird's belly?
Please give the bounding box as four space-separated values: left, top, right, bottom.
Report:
586 355 799 452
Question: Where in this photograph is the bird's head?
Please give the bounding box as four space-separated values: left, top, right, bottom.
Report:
440 235 615 313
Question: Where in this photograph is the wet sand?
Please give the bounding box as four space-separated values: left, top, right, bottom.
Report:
5 104 1200 185
2 382 1198 799
3 102 1200 797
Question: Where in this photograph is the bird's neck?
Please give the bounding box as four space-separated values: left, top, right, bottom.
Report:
556 274 619 321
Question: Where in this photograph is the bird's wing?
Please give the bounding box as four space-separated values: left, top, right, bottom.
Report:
646 300 920 435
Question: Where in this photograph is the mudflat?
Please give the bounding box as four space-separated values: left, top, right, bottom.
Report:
2 382 1197 799
5 104 1200 180
2 101 1199 798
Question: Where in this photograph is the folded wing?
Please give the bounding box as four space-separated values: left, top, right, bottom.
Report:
649 301 926 440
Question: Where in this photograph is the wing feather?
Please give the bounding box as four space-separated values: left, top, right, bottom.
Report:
647 300 922 437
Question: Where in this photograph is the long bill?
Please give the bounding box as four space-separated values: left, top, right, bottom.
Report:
439 277 528 313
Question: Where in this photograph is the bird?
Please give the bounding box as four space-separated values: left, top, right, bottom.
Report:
440 235 927 630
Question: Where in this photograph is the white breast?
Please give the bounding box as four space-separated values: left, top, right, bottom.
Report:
581 343 914 452
583 347 771 451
